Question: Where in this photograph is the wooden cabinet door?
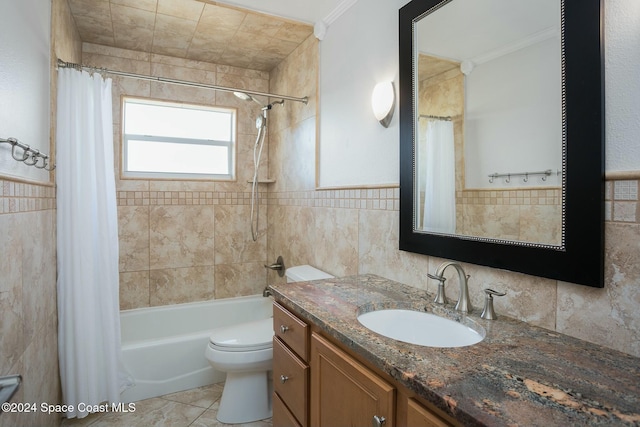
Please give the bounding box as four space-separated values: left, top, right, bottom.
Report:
310 333 395 427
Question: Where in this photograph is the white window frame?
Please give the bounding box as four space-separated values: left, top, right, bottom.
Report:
121 97 236 181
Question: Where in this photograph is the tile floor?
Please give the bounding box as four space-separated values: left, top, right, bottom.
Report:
60 383 272 427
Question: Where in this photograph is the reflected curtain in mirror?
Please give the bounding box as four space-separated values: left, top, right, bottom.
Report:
416 117 456 234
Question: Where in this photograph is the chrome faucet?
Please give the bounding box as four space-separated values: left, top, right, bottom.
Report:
428 261 472 313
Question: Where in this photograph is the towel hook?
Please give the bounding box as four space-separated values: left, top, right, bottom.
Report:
11 140 29 162
43 158 56 171
23 150 39 166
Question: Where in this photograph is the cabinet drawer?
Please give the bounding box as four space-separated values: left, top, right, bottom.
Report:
273 337 309 426
273 302 309 360
273 392 303 427
406 398 452 427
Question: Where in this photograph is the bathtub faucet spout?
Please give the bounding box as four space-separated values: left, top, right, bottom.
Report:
262 286 272 298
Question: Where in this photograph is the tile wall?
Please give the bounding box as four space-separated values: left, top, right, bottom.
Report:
81 43 274 309
0 180 60 427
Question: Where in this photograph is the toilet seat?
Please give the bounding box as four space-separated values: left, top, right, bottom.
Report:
209 317 274 352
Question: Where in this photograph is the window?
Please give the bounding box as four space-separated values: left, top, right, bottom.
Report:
122 97 236 180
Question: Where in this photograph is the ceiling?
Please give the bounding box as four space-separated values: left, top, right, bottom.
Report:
67 0 334 71
417 0 559 64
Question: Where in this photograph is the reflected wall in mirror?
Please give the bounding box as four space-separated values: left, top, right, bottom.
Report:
399 0 604 287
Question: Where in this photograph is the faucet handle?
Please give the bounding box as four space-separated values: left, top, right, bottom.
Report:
427 273 447 305
480 288 506 320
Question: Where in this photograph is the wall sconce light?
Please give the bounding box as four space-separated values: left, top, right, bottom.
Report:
371 81 395 128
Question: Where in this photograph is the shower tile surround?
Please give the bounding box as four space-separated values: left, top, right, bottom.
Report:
0 180 59 427
81 41 278 309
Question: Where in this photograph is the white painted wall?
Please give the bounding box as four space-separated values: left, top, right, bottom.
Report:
465 38 562 188
318 0 640 188
317 0 407 188
604 0 640 173
0 0 51 183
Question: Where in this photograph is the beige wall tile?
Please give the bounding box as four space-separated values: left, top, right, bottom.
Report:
214 205 266 264
120 271 150 310
0 200 59 424
118 206 149 272
462 263 557 330
150 205 215 270
111 0 157 12
214 262 266 299
0 213 25 375
21 211 57 343
23 316 61 427
267 205 316 273
150 266 215 306
557 223 640 356
157 0 204 21
358 209 430 290
314 207 359 277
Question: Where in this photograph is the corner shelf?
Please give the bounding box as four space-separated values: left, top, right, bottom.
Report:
247 179 276 184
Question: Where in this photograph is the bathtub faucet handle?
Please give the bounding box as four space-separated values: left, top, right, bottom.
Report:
264 256 285 277
265 263 282 270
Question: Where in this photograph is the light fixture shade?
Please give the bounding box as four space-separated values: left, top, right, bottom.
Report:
371 81 395 127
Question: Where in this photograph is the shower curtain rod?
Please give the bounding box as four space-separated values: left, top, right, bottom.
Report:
57 59 308 105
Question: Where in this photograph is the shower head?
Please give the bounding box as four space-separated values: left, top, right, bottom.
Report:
233 91 263 106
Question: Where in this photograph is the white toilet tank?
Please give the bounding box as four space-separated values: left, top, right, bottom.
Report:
285 265 334 283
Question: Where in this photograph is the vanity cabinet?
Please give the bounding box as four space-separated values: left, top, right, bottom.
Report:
273 302 457 427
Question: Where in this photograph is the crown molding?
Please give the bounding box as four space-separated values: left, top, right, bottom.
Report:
314 0 359 40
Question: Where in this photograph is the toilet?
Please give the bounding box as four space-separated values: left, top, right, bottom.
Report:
205 265 333 424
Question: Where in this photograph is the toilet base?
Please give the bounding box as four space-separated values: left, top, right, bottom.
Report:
216 371 272 424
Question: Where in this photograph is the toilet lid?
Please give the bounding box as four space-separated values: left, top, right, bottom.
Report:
209 317 274 351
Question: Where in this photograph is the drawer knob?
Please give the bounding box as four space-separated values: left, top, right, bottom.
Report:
372 415 386 427
280 375 289 384
280 325 289 333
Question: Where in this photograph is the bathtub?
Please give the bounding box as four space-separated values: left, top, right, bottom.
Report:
119 295 274 403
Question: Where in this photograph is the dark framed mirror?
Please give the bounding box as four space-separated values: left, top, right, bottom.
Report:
399 0 604 287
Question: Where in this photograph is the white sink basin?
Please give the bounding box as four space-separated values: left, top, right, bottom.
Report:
357 309 485 348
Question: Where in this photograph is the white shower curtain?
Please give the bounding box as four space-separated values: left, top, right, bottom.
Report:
418 118 456 234
56 68 131 419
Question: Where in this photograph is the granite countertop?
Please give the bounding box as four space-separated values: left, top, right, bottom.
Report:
269 274 640 427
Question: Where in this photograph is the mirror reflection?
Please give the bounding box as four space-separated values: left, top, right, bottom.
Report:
414 0 562 246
